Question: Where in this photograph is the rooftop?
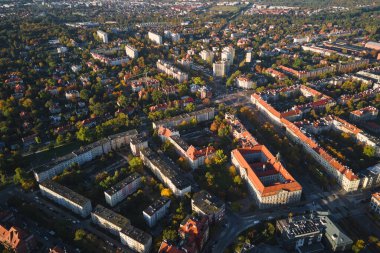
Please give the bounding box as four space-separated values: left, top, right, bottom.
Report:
140 147 191 190
192 190 225 215
232 146 302 196
40 180 90 207
92 205 130 229
143 197 171 217
105 172 141 196
277 215 323 239
121 226 151 245
153 108 214 128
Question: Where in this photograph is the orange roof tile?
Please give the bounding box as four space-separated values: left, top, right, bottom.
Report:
232 146 302 197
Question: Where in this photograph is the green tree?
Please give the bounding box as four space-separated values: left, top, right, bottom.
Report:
0 171 6 186
74 229 86 241
185 103 196 112
13 167 25 185
129 157 143 172
162 229 178 241
76 127 93 142
214 150 227 165
352 240 365 253
363 145 375 158
56 134 65 145
152 90 163 104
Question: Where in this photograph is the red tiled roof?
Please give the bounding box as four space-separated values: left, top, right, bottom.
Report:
373 192 380 202
252 92 359 182
232 146 302 197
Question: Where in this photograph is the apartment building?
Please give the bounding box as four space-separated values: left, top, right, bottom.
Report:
178 215 209 253
191 190 225 223
148 31 162 45
277 213 353 252
97 30 108 43
120 226 152 253
104 173 142 207
213 60 229 77
350 106 378 122
39 180 92 217
143 197 171 227
125 45 138 59
277 215 324 252
224 113 258 148
156 60 188 82
232 146 302 209
251 93 361 192
199 50 214 63
360 163 380 189
140 147 191 197
221 46 235 66
158 126 215 169
91 51 129 66
34 130 138 182
264 68 287 80
152 108 215 129
130 133 148 156
0 226 36 253
370 192 380 215
279 65 335 80
236 76 255 89
91 205 130 235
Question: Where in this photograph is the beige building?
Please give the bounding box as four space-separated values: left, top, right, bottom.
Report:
39 180 92 218
213 60 229 77
231 146 302 209
97 30 108 43
125 45 138 59
91 205 130 235
371 192 380 215
200 50 214 63
148 32 162 45
156 60 188 82
140 147 191 197
120 226 152 253
104 173 142 207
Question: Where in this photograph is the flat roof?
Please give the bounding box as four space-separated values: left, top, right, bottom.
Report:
321 215 353 246
105 172 141 196
170 135 190 151
121 226 151 244
40 180 90 207
140 147 191 190
192 190 224 215
34 129 137 173
153 108 214 127
92 205 130 229
277 215 323 239
143 197 171 216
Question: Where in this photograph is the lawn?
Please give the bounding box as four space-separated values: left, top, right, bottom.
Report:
23 141 82 168
210 5 241 12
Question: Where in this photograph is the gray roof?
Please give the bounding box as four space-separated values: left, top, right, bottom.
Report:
320 215 353 246
121 226 152 245
40 180 90 207
34 129 137 173
192 190 225 215
170 135 190 151
153 108 214 127
140 147 191 190
92 205 130 229
277 215 324 240
143 197 171 216
105 172 141 196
